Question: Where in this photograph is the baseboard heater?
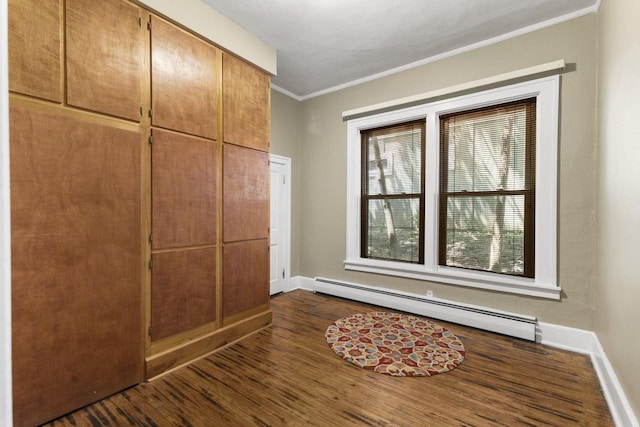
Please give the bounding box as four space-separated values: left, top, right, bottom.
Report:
313 277 537 341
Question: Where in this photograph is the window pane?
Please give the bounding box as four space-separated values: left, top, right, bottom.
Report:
445 106 529 192
444 195 525 275
366 197 421 263
365 123 422 196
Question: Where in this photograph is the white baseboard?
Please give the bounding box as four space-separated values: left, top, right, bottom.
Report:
538 323 638 427
313 276 537 341
285 275 637 427
536 321 598 353
290 275 314 291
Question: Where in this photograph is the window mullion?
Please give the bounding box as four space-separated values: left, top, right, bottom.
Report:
424 110 439 271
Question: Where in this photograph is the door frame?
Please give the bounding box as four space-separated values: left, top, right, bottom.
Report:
270 154 291 294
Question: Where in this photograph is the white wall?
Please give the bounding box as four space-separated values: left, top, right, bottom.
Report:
296 14 598 329
596 0 640 418
0 0 12 423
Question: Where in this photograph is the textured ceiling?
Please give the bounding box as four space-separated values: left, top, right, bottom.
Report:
202 0 597 99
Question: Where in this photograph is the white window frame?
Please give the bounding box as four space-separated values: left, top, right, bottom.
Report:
345 75 560 300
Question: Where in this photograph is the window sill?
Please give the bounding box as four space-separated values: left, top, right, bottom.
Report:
343 258 561 300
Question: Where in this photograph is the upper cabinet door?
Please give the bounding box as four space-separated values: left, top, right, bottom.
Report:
223 53 271 152
151 16 219 139
8 0 62 102
66 0 143 121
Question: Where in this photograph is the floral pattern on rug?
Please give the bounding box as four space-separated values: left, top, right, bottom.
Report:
325 311 465 377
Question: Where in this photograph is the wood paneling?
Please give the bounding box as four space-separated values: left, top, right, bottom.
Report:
223 144 269 242
223 53 270 151
10 101 142 427
223 240 269 318
151 248 217 341
151 16 218 139
152 129 217 249
8 0 62 102
44 291 614 426
66 0 142 121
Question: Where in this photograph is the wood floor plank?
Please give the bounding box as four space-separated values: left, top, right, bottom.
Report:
45 290 613 426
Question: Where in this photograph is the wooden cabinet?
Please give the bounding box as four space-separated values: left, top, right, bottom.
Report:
10 101 143 427
66 0 143 121
151 16 219 139
223 53 271 151
8 0 62 102
9 1 271 424
145 13 271 378
220 53 272 328
223 144 270 243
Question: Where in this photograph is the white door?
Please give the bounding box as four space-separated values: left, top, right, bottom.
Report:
270 155 291 295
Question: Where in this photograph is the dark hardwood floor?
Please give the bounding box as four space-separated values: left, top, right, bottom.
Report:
45 290 613 426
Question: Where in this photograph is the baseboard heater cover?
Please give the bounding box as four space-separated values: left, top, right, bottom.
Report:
313 277 537 341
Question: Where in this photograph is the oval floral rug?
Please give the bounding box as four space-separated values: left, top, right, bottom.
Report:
325 311 465 377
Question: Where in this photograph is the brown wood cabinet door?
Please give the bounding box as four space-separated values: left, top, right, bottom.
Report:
8 0 62 102
223 144 269 243
223 240 269 318
151 248 217 341
151 16 218 139
152 129 217 249
10 102 142 427
66 0 143 121
223 53 270 151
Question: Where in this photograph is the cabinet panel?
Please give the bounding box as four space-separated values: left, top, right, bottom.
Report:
10 102 142 427
223 144 269 242
223 53 270 151
66 0 142 121
8 0 62 102
223 240 269 318
151 248 217 341
151 16 218 139
152 129 217 249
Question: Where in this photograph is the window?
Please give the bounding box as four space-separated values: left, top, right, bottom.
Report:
439 99 536 277
361 121 425 263
345 76 560 299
